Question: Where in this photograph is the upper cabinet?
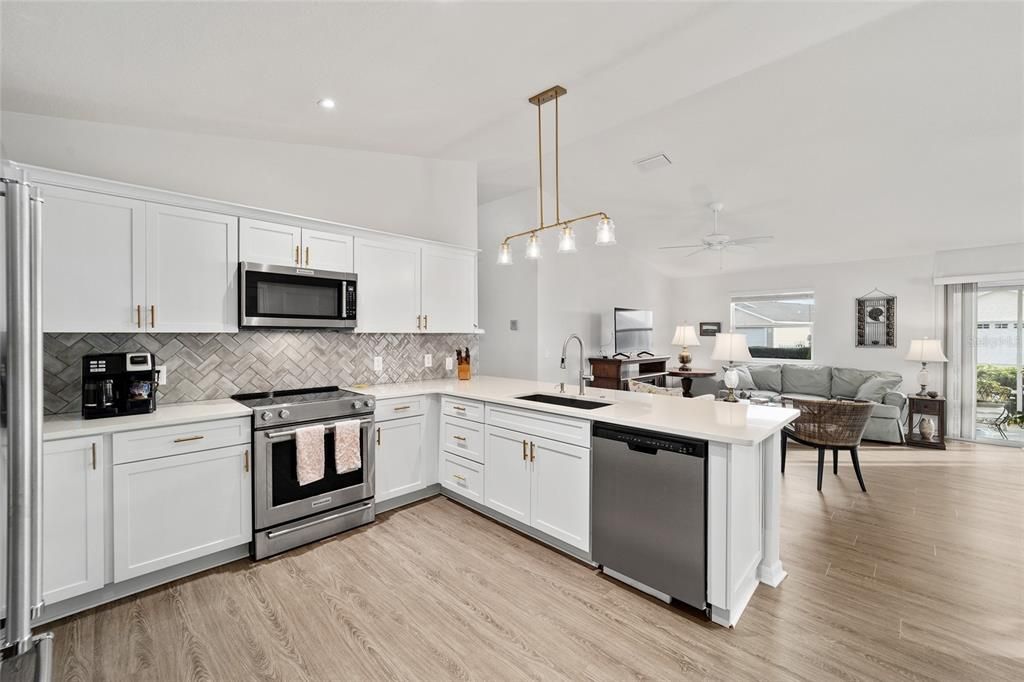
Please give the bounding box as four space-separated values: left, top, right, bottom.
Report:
354 237 422 333
146 204 238 333
41 186 238 333
354 237 478 334
240 218 354 272
42 186 146 333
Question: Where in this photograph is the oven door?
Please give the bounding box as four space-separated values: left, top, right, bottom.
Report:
254 416 375 530
240 261 357 329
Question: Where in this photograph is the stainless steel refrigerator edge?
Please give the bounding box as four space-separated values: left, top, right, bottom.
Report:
1 169 55 681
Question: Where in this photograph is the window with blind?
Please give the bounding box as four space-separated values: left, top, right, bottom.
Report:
730 291 815 360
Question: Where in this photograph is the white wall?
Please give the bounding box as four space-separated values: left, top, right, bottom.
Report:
673 254 944 396
477 189 676 383
1 112 478 247
934 242 1024 283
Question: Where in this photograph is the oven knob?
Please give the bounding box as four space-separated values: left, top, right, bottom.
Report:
260 411 272 421
279 409 290 419
364 400 373 408
352 400 361 409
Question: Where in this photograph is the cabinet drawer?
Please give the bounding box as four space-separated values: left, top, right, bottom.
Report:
485 404 590 449
441 416 484 464
914 400 942 416
112 417 250 465
442 396 484 423
375 395 426 421
440 452 483 503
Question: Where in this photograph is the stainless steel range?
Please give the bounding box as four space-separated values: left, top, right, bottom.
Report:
232 386 376 559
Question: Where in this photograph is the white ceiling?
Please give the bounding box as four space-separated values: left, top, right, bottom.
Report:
2 1 1021 276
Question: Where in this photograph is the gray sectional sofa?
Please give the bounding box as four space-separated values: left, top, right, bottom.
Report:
720 364 907 444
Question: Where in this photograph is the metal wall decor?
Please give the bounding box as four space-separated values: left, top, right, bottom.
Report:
855 288 896 348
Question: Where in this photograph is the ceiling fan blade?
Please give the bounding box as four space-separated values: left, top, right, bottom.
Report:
727 235 774 245
658 243 705 250
682 247 708 259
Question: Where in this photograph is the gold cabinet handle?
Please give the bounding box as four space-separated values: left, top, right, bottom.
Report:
243 449 250 473
305 246 310 266
91 442 97 470
423 314 428 330
376 426 381 446
452 435 466 442
452 473 466 482
295 245 300 264
522 439 528 461
136 304 141 329
530 442 535 462
393 405 411 412
150 304 156 328
452 405 466 412
174 435 205 443
416 314 422 331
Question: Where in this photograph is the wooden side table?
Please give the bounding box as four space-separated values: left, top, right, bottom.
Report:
667 368 717 398
905 396 946 449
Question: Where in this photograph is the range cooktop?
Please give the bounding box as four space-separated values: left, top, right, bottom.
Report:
232 386 375 427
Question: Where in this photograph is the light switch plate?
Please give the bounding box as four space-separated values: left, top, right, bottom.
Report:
424 354 433 368
510 319 518 331
373 356 383 372
445 356 454 371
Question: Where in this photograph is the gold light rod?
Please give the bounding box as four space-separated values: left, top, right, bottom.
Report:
500 212 610 246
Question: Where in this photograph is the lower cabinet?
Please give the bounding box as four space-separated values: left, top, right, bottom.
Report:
113 444 252 582
42 436 105 604
439 451 484 503
484 425 591 551
374 414 426 503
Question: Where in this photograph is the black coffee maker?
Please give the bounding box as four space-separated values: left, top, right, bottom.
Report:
81 352 158 419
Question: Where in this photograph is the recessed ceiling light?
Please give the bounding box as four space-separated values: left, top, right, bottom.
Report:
317 98 336 110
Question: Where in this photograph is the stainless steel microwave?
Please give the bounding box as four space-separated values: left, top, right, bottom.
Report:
239 262 357 329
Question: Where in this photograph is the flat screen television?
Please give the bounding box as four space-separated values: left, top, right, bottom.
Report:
612 308 653 357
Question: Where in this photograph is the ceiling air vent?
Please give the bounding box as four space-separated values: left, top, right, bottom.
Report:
633 153 672 173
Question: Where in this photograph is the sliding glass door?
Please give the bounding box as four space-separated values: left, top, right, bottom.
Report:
975 285 1023 444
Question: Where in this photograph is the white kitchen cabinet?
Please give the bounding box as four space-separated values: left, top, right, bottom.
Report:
420 246 477 333
40 185 146 332
145 204 239 332
239 217 302 267
529 434 590 551
113 444 252 581
303 229 353 272
483 426 531 523
42 436 105 604
374 415 426 502
482 425 590 551
354 237 421 333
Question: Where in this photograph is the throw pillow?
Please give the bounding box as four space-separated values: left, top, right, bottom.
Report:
781 364 832 397
855 375 902 403
628 380 683 396
724 365 757 390
831 367 877 399
748 364 782 393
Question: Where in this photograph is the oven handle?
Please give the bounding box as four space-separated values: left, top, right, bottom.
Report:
265 502 373 539
264 417 373 440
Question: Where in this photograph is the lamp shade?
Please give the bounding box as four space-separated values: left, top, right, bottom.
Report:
905 338 947 363
671 325 700 347
710 333 753 363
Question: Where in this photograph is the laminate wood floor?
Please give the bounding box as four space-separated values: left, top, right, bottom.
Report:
50 440 1024 681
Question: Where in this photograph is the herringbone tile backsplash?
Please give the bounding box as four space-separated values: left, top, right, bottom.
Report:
44 331 479 415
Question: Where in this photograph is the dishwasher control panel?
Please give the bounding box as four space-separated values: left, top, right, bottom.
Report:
592 423 707 456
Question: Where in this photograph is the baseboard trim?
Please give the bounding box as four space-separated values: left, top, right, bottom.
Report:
34 544 250 625
376 484 441 514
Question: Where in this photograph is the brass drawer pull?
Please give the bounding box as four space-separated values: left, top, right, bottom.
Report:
452 474 466 482
376 426 381 446
91 443 97 470
393 405 411 412
136 304 141 329
174 435 205 443
452 435 466 442
423 314 428 330
295 245 300 264
305 246 310 266
416 314 422 330
243 449 250 473
452 405 466 412
522 439 528 461
150 304 156 328
529 442 535 462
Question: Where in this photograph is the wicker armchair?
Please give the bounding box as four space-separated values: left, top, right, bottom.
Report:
781 399 874 492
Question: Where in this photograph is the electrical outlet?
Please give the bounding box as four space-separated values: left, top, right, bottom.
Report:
373 356 383 372
510 319 518 331
424 353 433 368
445 356 454 371
155 364 169 386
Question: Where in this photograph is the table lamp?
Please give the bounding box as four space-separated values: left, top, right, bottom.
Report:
905 338 947 396
671 325 700 371
711 333 752 403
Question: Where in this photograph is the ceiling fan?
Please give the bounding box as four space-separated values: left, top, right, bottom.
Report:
658 202 773 263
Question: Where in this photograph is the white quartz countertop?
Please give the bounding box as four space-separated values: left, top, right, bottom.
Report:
43 399 252 441
351 375 798 446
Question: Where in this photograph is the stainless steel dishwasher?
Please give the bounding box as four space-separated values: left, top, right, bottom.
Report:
591 422 707 612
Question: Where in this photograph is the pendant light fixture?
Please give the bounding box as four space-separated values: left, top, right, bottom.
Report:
497 85 616 264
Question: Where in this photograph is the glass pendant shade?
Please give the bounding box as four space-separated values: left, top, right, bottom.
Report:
497 242 512 265
525 233 541 259
557 226 577 253
595 217 617 245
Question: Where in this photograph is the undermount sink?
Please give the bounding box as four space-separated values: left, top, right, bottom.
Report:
515 393 612 410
